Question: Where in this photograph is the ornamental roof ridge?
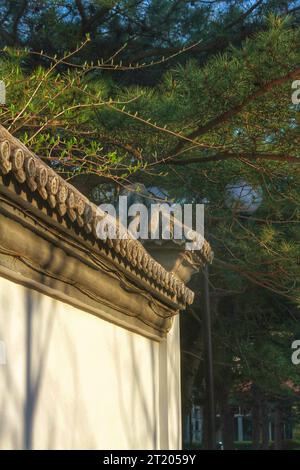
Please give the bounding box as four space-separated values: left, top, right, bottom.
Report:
0 124 211 308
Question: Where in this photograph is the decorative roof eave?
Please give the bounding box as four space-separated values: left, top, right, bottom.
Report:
120 182 213 267
0 124 213 308
145 231 213 267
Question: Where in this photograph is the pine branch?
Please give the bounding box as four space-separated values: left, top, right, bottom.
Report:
162 151 300 165
172 66 300 155
12 0 28 44
131 0 263 62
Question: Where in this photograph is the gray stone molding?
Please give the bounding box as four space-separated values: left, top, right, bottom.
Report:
0 124 212 338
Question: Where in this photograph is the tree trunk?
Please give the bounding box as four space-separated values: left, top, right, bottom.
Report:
274 405 283 450
252 402 261 450
219 387 235 450
189 408 193 447
202 395 210 449
261 402 269 450
223 405 235 449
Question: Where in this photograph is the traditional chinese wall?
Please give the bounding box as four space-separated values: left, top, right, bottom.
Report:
0 276 181 450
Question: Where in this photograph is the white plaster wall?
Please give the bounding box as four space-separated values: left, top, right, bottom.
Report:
0 276 181 450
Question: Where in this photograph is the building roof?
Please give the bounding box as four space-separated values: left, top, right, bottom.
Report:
0 124 212 309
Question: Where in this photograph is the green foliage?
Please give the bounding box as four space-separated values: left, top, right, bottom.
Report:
1 0 300 431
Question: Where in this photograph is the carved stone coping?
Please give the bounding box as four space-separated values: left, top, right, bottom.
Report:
0 124 205 310
0 192 182 340
144 240 207 285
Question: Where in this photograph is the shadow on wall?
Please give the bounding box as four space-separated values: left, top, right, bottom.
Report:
111 317 181 449
23 289 54 450
0 275 179 449
22 289 98 449
0 282 96 449
112 328 158 449
0 240 98 449
0 286 21 449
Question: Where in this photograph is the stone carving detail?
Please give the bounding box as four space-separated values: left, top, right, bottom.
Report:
37 166 48 200
57 183 68 216
85 204 99 235
67 190 76 222
0 140 11 174
12 149 26 183
76 195 85 227
46 175 59 208
0 126 212 307
25 157 38 191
